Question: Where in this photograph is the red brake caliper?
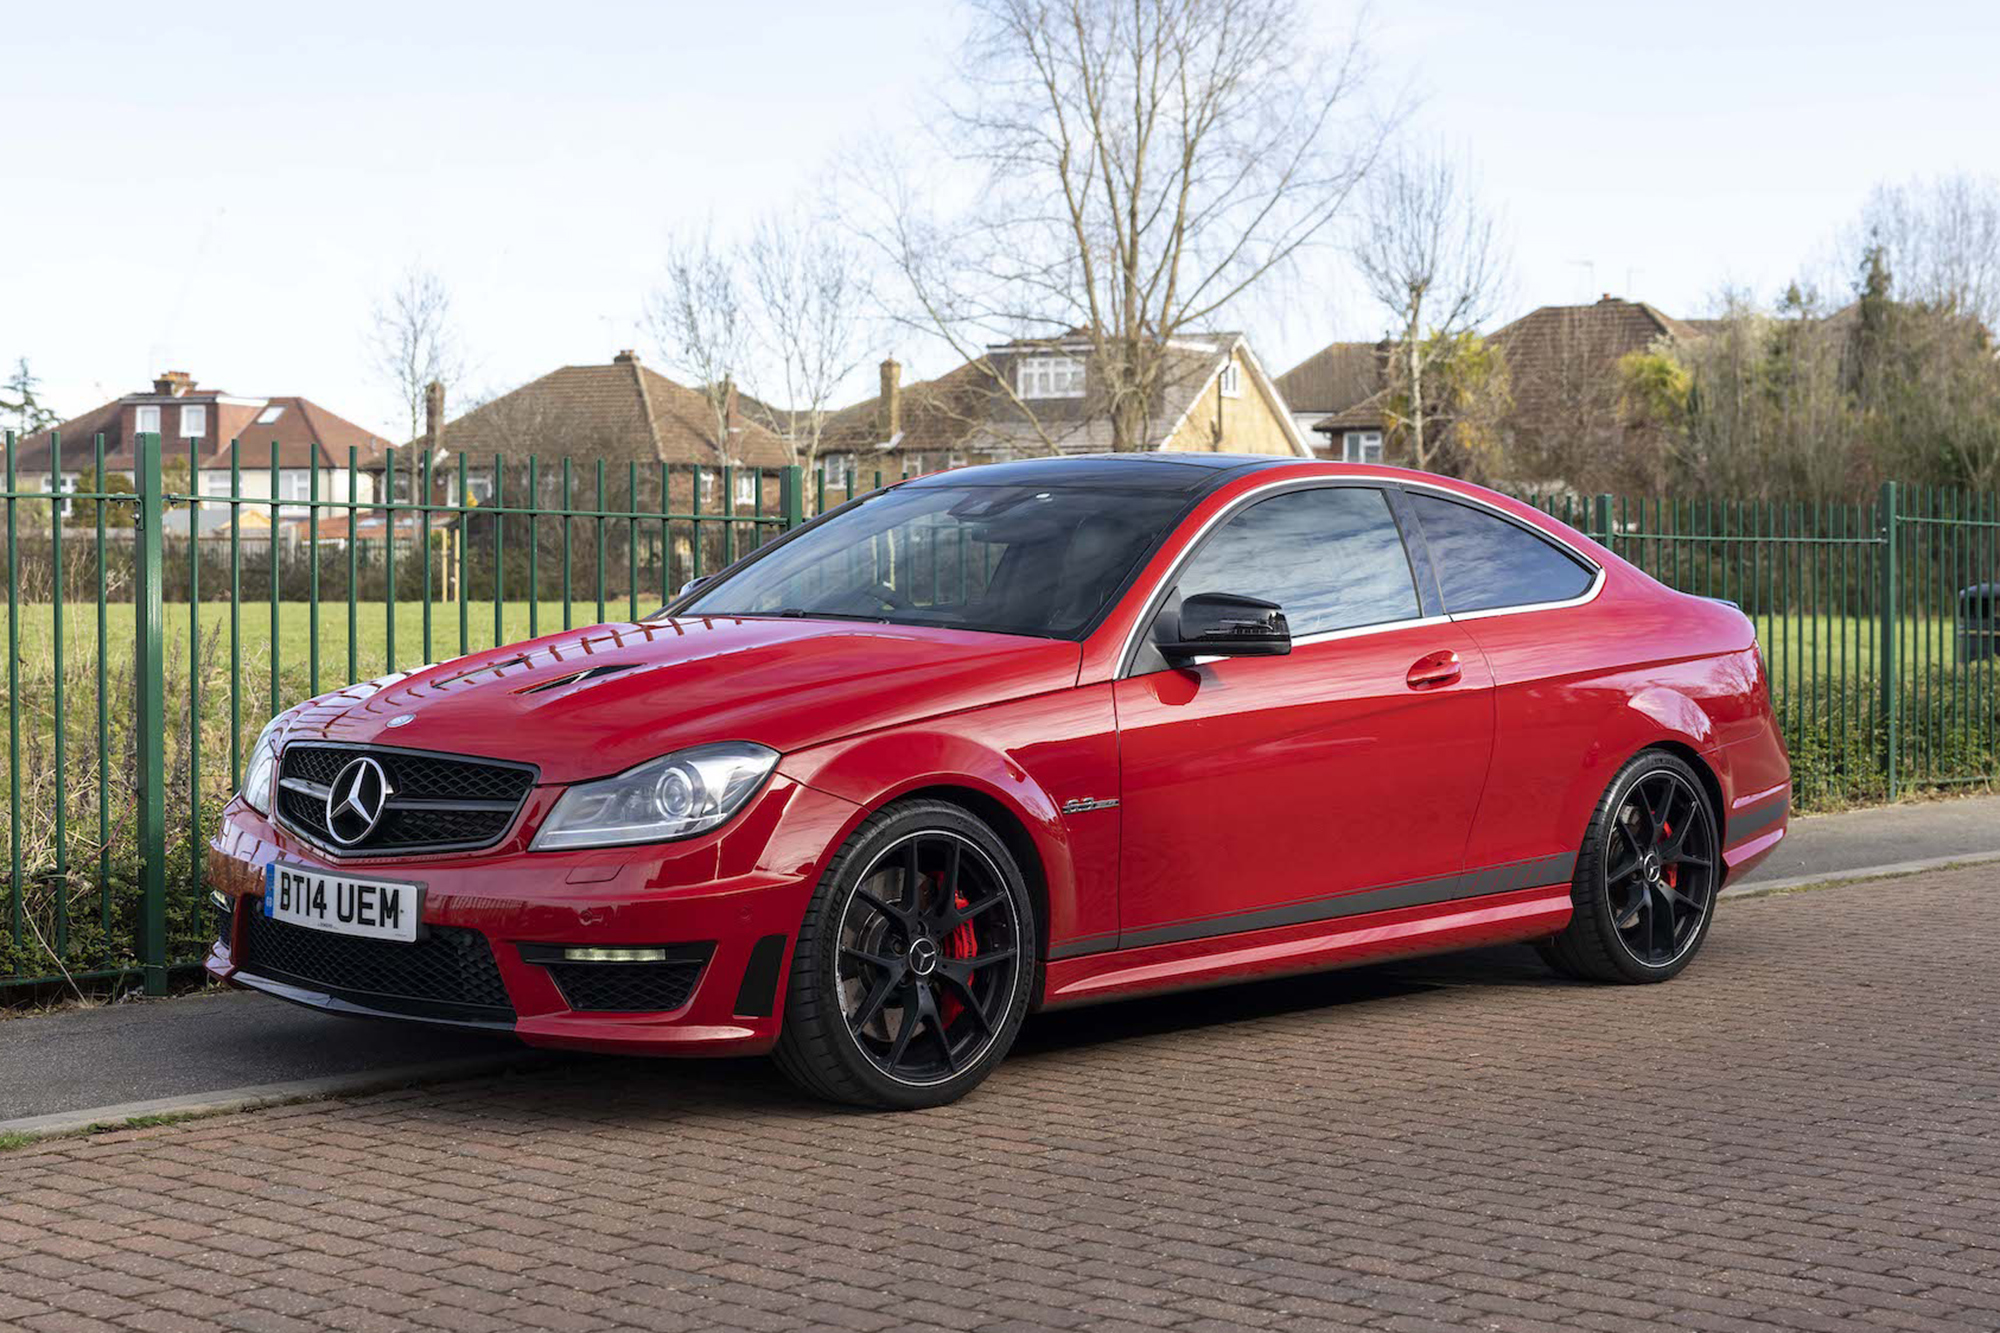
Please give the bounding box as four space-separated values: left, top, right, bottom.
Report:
938 892 977 1024
1661 820 1677 888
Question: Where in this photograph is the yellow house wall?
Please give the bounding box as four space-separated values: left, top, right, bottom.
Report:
1161 350 1301 455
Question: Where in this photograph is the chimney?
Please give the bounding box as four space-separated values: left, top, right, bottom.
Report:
424 380 445 458
153 370 194 396
722 375 739 431
613 349 640 365
878 357 902 439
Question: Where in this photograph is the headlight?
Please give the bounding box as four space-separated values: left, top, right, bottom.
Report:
531 742 779 851
242 719 283 816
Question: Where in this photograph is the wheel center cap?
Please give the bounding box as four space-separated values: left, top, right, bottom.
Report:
1642 851 1663 882
907 937 940 977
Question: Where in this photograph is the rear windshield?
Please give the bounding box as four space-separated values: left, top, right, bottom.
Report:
674 484 1192 639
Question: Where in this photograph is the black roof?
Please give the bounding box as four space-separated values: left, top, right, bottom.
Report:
902 452 1302 495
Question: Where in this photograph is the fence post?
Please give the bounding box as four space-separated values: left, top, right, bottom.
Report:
1594 493 1614 548
781 466 805 530
134 432 170 995
1878 480 1899 802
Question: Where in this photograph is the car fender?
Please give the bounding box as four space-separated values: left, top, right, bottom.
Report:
776 691 1122 959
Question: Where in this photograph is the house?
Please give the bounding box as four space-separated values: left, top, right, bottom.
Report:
1278 297 1711 474
4 371 387 518
1273 341 1391 463
417 351 793 509
1491 296 1706 449
815 332 1311 486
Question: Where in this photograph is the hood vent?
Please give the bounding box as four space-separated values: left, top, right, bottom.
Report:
514 664 638 695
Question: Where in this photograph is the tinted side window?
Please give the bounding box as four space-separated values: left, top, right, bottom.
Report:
1407 493 1594 613
1172 487 1420 637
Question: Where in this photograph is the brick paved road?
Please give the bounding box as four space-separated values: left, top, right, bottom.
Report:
3 868 1997 1333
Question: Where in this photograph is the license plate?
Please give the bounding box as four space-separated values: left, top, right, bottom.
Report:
263 862 422 943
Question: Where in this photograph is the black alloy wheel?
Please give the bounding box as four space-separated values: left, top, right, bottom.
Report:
834 831 1021 1084
1541 750 1721 984
774 799 1033 1108
1604 768 1717 967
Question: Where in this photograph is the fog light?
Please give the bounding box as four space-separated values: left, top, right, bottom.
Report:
562 946 669 963
209 890 230 911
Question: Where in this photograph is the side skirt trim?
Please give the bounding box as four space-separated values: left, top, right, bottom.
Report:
1099 851 1577 954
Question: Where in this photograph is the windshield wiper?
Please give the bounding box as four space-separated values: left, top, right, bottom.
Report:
766 608 890 622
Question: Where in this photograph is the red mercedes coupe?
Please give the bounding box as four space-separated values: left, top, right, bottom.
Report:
206 455 1790 1107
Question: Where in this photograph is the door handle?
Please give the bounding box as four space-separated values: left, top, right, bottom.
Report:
1406 650 1462 691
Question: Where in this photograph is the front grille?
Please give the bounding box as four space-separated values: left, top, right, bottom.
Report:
522 943 714 1013
212 895 234 947
240 909 514 1021
275 743 536 856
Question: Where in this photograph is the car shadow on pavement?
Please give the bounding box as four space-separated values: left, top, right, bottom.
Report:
373 943 1572 1122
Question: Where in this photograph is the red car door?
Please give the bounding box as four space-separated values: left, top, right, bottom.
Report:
1112 484 1495 950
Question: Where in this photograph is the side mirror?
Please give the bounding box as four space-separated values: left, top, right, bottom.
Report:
677 574 713 599
1159 592 1291 661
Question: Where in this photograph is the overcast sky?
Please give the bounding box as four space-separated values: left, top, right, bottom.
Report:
3 0 1994 438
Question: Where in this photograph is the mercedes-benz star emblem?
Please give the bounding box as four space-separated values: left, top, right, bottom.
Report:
386 714 415 728
326 757 395 846
907 937 940 978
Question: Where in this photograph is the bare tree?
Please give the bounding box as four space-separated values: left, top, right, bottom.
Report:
856 0 1391 452
369 266 466 450
1351 148 1507 472
744 211 869 474
1857 174 2000 327
645 226 752 467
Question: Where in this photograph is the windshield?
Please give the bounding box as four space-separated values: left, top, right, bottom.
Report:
674 484 1192 639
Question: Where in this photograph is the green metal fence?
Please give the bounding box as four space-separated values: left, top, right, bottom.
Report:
1529 483 2000 809
0 434 1995 998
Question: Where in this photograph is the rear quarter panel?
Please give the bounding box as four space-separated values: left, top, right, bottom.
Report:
1456 560 1788 880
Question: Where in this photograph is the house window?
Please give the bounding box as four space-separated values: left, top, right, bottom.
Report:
818 455 852 488
199 470 232 503
257 405 285 424
44 474 78 519
1015 355 1086 399
1218 362 1242 398
1341 430 1384 464
180 405 207 439
135 405 161 435
280 471 313 502
733 471 758 508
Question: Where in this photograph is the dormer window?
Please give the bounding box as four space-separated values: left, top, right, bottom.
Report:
1016 355 1085 399
180 405 207 439
1218 362 1242 398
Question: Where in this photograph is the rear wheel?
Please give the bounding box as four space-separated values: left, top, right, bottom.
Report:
773 799 1033 1109
1540 751 1720 984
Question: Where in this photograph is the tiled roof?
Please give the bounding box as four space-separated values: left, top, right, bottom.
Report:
1492 298 1703 427
425 357 791 470
5 394 390 475
1275 341 1385 414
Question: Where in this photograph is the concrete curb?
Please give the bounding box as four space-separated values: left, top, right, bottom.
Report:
0 1051 555 1144
1724 849 2000 900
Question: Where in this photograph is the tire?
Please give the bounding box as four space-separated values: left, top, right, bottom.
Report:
772 798 1035 1109
1539 750 1721 985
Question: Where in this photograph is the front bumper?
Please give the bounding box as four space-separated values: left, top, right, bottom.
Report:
204 773 862 1056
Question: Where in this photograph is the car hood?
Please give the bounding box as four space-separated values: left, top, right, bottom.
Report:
275 616 1083 785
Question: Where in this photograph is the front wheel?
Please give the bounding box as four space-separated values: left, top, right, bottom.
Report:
773 799 1034 1109
1540 751 1721 984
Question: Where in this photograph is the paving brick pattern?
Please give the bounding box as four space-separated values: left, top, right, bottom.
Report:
3 868 1998 1332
